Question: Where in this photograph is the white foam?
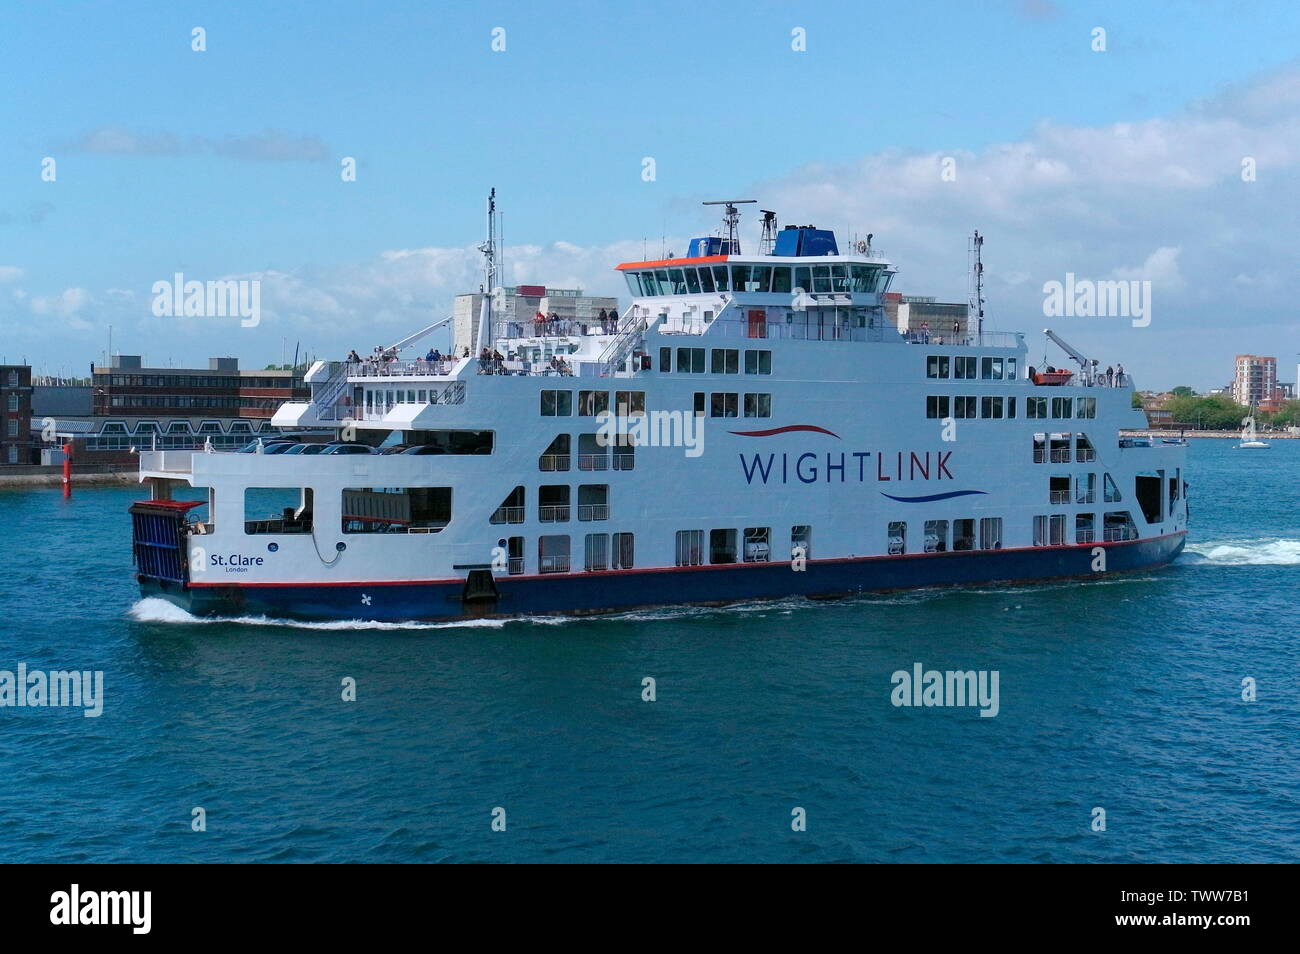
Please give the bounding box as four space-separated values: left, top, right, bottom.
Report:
1182 539 1300 566
127 597 553 631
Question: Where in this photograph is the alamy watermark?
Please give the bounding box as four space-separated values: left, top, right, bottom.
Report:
151 272 261 327
1 664 104 717
890 662 999 717
595 408 704 458
1042 273 1150 327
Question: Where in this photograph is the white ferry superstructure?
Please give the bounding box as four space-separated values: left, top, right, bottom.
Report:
130 199 1188 622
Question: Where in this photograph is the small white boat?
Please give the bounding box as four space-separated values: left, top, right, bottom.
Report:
1235 414 1270 449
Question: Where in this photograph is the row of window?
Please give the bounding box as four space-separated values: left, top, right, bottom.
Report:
695 392 772 418
490 485 612 524
660 348 773 375
533 532 635 574
1032 433 1098 464
625 263 890 298
890 518 1002 555
675 526 812 566
541 389 647 417
926 355 1019 381
923 395 1097 420
1034 512 1137 545
1046 472 1123 505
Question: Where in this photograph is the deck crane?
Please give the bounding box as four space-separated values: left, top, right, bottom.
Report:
1042 328 1096 384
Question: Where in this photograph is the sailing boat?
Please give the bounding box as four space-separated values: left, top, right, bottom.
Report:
1235 410 1270 449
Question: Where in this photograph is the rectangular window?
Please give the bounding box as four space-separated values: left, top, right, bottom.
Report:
1075 513 1095 544
1027 397 1048 419
540 390 572 416
1104 511 1137 542
676 347 706 373
1077 396 1096 419
927 355 950 379
578 390 609 416
744 349 772 374
792 525 811 561
743 527 770 563
539 535 570 573
342 488 452 536
244 487 313 535
887 521 906 555
612 532 635 569
614 391 646 416
1006 358 1018 380
954 396 977 419
584 533 610 572
577 484 609 521
926 395 951 419
539 485 570 522
711 349 739 374
693 392 706 416
979 517 1002 550
980 396 1004 419
953 518 976 551
954 356 977 379
659 347 672 372
709 528 738 564
1075 472 1096 504
676 529 704 566
1051 397 1073 418
924 519 949 553
1007 396 1017 419
743 393 772 418
709 393 738 417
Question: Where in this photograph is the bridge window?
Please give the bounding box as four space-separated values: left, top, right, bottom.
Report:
924 519 948 553
341 487 451 534
731 265 752 292
685 268 701 294
812 265 832 293
244 487 313 535
771 267 792 294
539 535 570 573
711 266 730 292
699 267 716 293
667 269 687 294
624 272 643 297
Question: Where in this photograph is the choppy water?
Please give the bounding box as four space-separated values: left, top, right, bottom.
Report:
0 439 1296 862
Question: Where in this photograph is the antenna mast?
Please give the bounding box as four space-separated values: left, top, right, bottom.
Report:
702 199 756 254
475 188 499 352
968 230 986 339
759 210 778 255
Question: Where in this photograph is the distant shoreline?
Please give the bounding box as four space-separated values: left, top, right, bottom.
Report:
1120 429 1297 439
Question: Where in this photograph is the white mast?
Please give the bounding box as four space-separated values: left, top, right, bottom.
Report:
475 188 499 353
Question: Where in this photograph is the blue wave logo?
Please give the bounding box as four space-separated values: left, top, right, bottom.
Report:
880 490 989 503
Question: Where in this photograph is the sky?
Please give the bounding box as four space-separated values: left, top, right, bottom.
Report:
2 0 1299 390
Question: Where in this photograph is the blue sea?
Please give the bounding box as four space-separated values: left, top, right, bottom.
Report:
1 439 1296 863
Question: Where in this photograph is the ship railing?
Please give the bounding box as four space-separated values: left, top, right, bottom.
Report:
489 506 525 525
577 504 608 521
507 557 525 575
538 454 571 472
349 359 459 378
539 555 570 574
577 454 609 471
1049 490 1071 504
1049 449 1071 463
496 318 615 339
1103 527 1138 542
597 309 649 377
1076 530 1096 543
612 452 635 471
539 505 570 522
359 381 467 419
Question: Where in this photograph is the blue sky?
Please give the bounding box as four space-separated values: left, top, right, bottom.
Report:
3 0 1299 388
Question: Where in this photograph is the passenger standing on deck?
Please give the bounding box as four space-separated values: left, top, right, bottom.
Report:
920 321 930 344
1105 365 1114 387
1115 363 1125 386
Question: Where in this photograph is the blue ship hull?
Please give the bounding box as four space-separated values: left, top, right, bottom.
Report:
138 532 1185 623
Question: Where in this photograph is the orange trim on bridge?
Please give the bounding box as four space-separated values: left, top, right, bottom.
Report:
615 255 729 271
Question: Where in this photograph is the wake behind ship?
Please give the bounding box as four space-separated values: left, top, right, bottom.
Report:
129 198 1188 622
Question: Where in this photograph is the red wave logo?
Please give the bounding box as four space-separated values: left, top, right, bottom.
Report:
728 425 841 438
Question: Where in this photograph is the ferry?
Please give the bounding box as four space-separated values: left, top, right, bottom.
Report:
129 196 1188 622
